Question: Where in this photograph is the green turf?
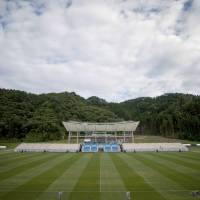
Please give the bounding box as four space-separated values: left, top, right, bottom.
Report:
134 135 200 144
0 150 200 200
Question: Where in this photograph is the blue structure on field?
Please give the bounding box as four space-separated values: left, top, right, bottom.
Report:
81 143 120 152
104 143 120 152
82 143 98 152
91 144 98 152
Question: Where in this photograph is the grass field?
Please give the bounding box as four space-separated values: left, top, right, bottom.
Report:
134 135 200 144
0 148 200 200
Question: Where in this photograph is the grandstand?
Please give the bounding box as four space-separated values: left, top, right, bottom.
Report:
122 143 188 152
14 121 189 153
63 121 139 152
63 121 139 144
14 141 189 153
15 143 80 153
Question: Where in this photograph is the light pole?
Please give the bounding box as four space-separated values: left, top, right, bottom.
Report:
126 191 131 200
58 191 63 200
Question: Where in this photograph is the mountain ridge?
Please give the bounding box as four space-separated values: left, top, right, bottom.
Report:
0 88 199 141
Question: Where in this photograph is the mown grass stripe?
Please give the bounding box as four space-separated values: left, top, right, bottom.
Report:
157 151 200 164
189 149 200 154
132 153 200 190
0 150 12 154
190 151 200 153
0 153 47 172
0 152 41 164
0 153 61 182
142 153 200 184
0 153 72 197
72 153 100 192
124 153 194 200
124 153 198 200
188 150 200 156
0 150 17 154
111 154 153 190
111 153 165 200
142 153 200 182
37 154 91 200
2 154 79 200
149 154 200 182
69 153 100 200
100 154 126 200
101 154 126 191
0 153 53 173
166 152 200 162
0 152 26 160
150 153 200 173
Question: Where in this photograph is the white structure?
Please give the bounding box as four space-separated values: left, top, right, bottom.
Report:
0 146 6 149
122 143 188 152
183 144 191 147
15 143 80 152
63 121 139 143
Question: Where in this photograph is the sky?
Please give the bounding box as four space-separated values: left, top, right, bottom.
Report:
0 0 200 102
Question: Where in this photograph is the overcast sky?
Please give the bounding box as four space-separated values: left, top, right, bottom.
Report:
0 0 200 102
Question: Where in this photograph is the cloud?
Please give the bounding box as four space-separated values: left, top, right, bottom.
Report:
0 0 200 102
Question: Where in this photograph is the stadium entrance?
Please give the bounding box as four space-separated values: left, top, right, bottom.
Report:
62 121 139 152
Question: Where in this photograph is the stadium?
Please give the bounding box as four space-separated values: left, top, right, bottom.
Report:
15 121 188 153
1 0 200 199
0 121 199 200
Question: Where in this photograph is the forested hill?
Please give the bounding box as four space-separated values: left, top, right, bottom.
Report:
109 94 200 140
0 89 120 141
0 88 200 141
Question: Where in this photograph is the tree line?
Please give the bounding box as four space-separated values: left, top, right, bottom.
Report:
106 94 200 140
0 89 119 141
0 89 199 141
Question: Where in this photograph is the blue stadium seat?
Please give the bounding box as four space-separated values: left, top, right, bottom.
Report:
82 143 120 152
91 144 98 152
82 144 98 152
104 144 112 152
83 145 91 152
111 144 120 152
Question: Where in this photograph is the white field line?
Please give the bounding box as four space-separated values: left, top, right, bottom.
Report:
100 154 101 192
0 189 199 193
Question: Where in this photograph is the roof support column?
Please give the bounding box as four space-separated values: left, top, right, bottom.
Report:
123 132 125 143
68 131 71 144
132 131 134 143
77 132 79 144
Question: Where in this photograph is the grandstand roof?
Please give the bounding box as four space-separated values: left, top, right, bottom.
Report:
62 121 139 132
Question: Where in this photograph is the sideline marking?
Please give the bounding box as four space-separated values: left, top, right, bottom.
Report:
0 189 197 193
100 154 101 192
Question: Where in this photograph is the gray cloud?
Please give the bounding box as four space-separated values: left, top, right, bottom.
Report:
0 0 200 102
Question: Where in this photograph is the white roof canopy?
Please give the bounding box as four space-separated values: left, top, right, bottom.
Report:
63 121 139 132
